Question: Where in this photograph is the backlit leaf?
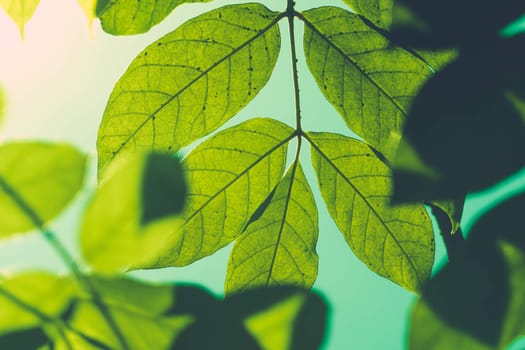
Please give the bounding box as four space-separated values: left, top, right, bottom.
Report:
342 0 393 29
151 118 294 268
97 3 281 174
302 6 431 160
308 132 433 292
0 0 40 37
0 142 86 238
0 273 76 334
77 0 96 24
96 0 211 35
430 198 464 234
81 152 186 273
226 162 319 295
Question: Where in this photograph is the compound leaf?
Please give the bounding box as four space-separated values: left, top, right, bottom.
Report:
81 151 186 273
151 118 293 268
302 6 431 160
0 142 86 238
97 3 281 174
308 132 433 293
225 162 319 295
96 0 211 35
0 0 40 37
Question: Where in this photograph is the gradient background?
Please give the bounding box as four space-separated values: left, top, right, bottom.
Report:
0 0 524 349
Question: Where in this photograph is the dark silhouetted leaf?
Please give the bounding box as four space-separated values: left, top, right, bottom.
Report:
302 6 432 160
0 142 86 238
308 132 434 292
394 41 525 202
0 327 49 349
225 162 319 294
97 3 281 174
410 193 525 349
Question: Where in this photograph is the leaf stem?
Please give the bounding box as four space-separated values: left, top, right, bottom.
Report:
286 1 302 132
0 178 130 350
0 284 73 350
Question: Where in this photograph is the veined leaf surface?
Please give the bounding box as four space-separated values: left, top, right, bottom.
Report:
308 132 433 292
152 118 293 268
226 162 319 295
343 0 393 28
96 0 211 35
97 3 281 174
0 0 40 37
302 6 431 159
0 142 86 238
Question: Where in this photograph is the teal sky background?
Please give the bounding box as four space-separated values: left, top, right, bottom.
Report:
0 0 524 349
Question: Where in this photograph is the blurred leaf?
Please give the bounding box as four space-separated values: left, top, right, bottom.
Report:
97 3 281 174
0 0 40 37
431 197 464 234
308 132 434 293
77 0 96 23
302 6 432 160
225 162 319 294
391 0 525 49
96 0 212 35
393 41 525 202
0 86 4 127
81 152 186 273
0 142 86 238
342 0 393 28
0 273 76 334
0 327 49 349
409 193 525 349
149 118 293 268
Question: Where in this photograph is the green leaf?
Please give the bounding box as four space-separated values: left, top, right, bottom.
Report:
342 0 393 29
225 162 319 295
81 152 186 273
96 0 211 35
0 273 77 334
77 0 96 23
0 142 86 238
0 0 40 37
430 198 464 234
97 3 282 174
151 118 294 268
302 6 432 160
308 132 434 293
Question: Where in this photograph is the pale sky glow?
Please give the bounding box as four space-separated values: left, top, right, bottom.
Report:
1 2 524 349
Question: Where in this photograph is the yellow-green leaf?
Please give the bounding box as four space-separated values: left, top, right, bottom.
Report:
343 0 393 29
81 152 186 273
0 0 40 37
97 3 282 175
152 118 294 268
96 0 212 35
0 273 77 334
226 162 319 295
77 0 96 23
0 142 86 238
308 132 433 292
302 6 432 160
0 86 4 127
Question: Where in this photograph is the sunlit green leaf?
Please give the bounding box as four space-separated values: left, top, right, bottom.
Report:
226 162 319 294
0 273 76 334
0 142 86 238
342 0 393 28
308 132 433 292
151 118 293 268
96 0 211 35
409 194 525 350
302 6 431 160
81 152 186 273
97 3 281 174
0 0 40 37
